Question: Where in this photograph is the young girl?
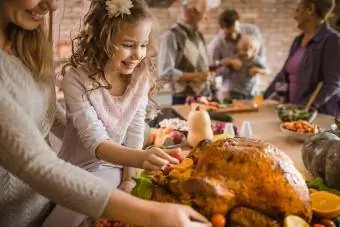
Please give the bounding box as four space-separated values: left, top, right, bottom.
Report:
42 0 210 226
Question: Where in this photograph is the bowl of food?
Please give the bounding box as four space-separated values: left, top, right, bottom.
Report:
280 120 319 142
276 104 317 123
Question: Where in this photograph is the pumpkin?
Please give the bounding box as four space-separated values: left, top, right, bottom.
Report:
302 130 340 190
187 106 214 147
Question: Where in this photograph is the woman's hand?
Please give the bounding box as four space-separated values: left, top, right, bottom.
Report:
103 190 211 227
147 202 212 227
139 147 180 171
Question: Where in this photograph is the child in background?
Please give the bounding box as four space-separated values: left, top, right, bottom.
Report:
221 35 270 100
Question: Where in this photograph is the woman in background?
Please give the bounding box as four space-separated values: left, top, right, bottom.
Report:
264 0 340 116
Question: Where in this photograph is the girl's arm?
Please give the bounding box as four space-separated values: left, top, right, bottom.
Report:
62 69 178 170
121 96 149 191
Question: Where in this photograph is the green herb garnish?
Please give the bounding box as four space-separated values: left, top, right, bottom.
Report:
131 171 154 200
306 177 340 196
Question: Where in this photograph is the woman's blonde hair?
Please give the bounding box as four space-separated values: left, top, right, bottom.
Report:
6 21 53 83
63 0 159 93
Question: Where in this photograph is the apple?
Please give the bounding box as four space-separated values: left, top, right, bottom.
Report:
171 151 184 162
169 130 185 144
162 165 174 175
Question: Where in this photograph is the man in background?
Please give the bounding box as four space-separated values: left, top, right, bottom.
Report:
208 8 267 101
157 0 211 104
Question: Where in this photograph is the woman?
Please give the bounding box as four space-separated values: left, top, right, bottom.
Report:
0 1 210 226
264 0 340 116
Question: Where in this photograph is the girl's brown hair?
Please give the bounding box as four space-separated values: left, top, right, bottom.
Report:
63 0 159 94
6 21 53 83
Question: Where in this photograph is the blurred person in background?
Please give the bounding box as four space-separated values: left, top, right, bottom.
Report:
264 0 340 116
208 8 267 102
157 0 211 104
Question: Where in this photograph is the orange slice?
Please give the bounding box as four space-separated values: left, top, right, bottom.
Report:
311 191 340 219
284 215 309 227
309 188 319 195
174 158 193 172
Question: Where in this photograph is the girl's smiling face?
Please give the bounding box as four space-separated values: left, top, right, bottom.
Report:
106 20 152 75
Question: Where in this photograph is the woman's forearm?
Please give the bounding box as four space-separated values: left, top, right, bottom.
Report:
96 140 143 168
102 189 154 226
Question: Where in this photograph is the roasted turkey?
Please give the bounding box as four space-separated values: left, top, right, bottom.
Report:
151 138 312 226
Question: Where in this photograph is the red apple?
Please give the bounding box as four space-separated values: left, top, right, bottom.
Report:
171 151 184 162
169 130 184 144
162 165 174 175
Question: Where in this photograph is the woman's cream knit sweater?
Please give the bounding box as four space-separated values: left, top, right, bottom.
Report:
0 49 112 226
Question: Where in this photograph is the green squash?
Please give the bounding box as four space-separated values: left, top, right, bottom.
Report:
302 130 340 190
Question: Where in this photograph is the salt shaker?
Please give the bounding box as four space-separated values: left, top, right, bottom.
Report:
240 121 253 139
224 123 236 137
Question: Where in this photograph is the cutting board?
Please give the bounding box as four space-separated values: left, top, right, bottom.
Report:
190 101 259 114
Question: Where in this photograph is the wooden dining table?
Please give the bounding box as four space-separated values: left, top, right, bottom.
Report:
171 100 334 179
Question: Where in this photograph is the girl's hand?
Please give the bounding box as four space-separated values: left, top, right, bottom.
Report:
118 180 136 193
140 146 180 171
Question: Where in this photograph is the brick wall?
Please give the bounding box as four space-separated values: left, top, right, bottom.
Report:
52 0 322 85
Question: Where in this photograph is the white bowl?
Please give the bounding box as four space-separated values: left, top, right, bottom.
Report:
280 124 317 142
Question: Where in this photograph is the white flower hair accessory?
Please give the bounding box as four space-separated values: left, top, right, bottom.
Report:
106 0 133 18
